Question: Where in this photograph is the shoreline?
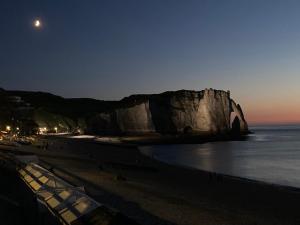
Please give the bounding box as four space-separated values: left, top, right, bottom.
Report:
62 131 251 146
1 135 300 224
139 145 300 195
140 148 300 195
42 135 300 196
3 137 300 195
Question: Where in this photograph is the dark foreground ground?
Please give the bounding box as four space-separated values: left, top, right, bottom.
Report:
0 154 42 225
1 136 300 225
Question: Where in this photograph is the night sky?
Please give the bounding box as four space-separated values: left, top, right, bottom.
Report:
1 0 300 124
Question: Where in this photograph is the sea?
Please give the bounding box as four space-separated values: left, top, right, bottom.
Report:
140 124 300 188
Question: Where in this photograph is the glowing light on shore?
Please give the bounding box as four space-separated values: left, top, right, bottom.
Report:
6 126 11 131
39 127 48 134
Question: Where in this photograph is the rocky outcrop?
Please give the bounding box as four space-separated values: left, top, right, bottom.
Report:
231 100 248 133
86 89 248 135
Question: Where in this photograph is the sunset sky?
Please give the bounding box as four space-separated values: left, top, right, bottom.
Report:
1 0 300 124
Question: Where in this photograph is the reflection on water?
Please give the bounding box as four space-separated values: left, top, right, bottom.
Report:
140 125 300 188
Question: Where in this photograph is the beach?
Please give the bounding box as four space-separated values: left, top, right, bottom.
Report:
1 136 300 225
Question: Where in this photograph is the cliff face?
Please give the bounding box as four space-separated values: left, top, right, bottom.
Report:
86 89 248 135
2 88 248 136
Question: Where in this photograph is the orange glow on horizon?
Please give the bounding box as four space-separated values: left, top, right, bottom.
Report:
244 108 300 125
237 92 300 125
247 117 300 126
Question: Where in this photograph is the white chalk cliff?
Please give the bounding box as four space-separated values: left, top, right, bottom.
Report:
87 89 248 135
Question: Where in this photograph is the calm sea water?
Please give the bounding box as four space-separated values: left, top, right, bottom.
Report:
140 124 300 188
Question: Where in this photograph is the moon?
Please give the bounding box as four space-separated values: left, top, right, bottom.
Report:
34 19 41 28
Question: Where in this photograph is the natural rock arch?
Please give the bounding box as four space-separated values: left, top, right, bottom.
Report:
231 116 241 133
230 100 248 133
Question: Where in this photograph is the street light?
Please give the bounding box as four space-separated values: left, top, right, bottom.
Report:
54 127 58 133
38 127 48 134
6 126 11 132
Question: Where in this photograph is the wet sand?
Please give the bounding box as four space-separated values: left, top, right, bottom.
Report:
1 136 300 225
